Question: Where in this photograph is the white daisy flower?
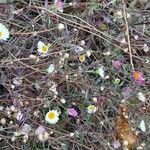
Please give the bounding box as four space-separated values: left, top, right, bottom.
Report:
45 110 59 124
87 105 98 114
0 23 9 41
37 41 50 54
96 66 105 78
47 64 55 74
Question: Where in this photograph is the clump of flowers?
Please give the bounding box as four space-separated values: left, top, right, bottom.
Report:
87 105 98 114
67 108 78 117
45 110 59 124
0 23 9 41
35 125 49 142
132 71 145 85
37 41 50 54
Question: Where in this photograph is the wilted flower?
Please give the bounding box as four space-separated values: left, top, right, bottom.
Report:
14 131 21 137
0 23 9 41
12 77 22 86
20 123 31 135
1 118 6 125
64 53 69 58
35 126 49 141
23 134 29 143
113 60 122 70
116 10 123 18
132 71 145 85
43 131 49 140
112 140 121 149
35 125 46 135
16 111 24 121
92 97 98 103
120 38 126 44
123 87 131 100
54 0 64 13
97 96 106 107
45 110 59 124
67 108 78 117
87 105 98 114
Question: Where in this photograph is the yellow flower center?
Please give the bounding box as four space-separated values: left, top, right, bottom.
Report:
79 55 85 62
42 45 48 53
0 31 3 37
48 112 55 120
89 105 95 111
133 72 140 80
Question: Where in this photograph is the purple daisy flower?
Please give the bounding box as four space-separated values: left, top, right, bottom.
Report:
67 108 78 117
113 60 122 70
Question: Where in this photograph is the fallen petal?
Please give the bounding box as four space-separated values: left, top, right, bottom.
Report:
140 120 146 132
138 92 146 102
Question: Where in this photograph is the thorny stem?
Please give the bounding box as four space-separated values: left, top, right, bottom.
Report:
122 0 134 71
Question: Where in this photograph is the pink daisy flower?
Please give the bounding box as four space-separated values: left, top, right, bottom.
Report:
132 71 145 85
113 60 122 70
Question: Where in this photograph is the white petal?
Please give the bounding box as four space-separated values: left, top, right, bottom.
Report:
98 66 105 78
0 23 9 41
37 41 45 53
138 92 146 102
140 120 146 132
47 64 55 74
